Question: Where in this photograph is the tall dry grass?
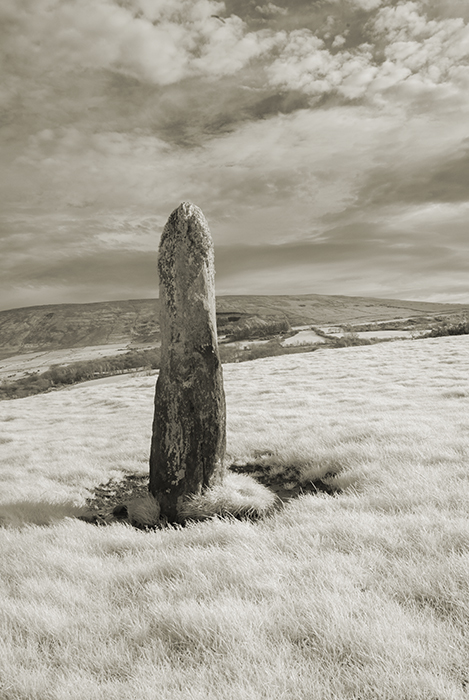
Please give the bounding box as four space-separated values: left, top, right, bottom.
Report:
1 335 469 699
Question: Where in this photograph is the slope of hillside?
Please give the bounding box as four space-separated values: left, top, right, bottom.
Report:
0 299 160 358
216 294 469 326
0 294 468 359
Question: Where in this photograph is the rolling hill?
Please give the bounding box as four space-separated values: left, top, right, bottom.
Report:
1 294 468 359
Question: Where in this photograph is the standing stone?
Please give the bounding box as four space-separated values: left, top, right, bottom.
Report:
149 202 226 522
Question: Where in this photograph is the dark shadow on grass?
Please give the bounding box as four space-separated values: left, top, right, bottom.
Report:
78 472 149 526
229 463 342 502
0 466 342 529
0 500 85 527
79 465 342 529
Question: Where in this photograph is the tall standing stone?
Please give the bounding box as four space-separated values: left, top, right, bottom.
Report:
149 202 226 522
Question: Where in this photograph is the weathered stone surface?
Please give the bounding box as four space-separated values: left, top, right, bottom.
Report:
149 202 226 522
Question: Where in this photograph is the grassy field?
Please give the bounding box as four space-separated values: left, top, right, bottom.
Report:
1 336 469 699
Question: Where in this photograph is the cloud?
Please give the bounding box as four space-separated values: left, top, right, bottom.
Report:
360 140 469 207
332 34 347 48
255 3 288 17
0 224 159 308
2 104 383 225
370 2 469 100
264 1 469 109
3 128 176 214
0 0 282 89
2 97 467 249
374 1 469 71
214 205 469 303
266 29 379 100
348 0 383 10
328 0 383 10
191 15 280 76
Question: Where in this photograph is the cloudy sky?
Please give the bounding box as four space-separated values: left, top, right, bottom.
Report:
1 0 468 310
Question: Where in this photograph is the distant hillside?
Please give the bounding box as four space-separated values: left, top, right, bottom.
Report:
0 299 161 359
1 294 468 359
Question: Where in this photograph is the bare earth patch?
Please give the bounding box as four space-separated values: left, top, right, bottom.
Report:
80 465 341 528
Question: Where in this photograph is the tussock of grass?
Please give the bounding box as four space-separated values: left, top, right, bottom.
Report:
127 493 161 527
179 472 278 522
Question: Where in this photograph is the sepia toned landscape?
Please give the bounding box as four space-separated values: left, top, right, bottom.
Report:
2 0 469 696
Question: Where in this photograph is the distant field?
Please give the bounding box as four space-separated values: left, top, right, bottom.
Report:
1 336 469 699
0 344 134 382
323 329 425 340
0 328 427 384
281 328 327 346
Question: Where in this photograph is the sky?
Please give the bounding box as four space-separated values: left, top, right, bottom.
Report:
1 0 468 310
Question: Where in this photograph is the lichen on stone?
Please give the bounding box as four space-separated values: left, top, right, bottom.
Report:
158 202 214 315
